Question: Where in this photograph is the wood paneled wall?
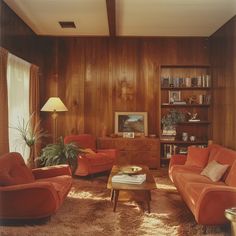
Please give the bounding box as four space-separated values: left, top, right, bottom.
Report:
41 37 209 140
1 1 212 143
210 16 236 149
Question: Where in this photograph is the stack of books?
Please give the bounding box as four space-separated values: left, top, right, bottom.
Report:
112 174 146 184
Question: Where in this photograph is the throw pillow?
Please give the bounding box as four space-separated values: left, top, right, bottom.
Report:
185 146 210 168
201 160 229 182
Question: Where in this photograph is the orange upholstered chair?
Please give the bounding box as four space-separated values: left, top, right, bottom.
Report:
64 134 117 176
0 152 72 221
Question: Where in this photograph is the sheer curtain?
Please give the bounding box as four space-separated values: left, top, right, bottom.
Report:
7 53 31 161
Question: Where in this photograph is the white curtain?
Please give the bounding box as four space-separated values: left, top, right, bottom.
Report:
7 53 31 161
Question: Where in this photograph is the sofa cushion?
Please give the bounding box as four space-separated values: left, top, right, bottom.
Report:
210 147 236 165
208 144 222 163
0 152 35 186
201 160 229 182
173 172 221 187
225 161 236 187
170 165 202 175
185 146 210 168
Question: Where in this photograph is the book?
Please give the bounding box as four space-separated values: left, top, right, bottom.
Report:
112 174 146 184
188 119 201 122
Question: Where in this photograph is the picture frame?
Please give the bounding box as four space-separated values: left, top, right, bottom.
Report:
169 90 181 104
123 132 135 138
115 112 148 136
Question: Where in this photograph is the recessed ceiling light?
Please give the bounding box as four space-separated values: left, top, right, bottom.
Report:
59 21 76 28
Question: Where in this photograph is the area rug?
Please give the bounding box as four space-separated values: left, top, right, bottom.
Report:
0 170 230 236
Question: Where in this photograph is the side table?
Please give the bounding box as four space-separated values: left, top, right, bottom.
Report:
225 207 236 235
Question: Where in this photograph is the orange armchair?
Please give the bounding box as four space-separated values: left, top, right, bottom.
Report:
64 134 117 176
0 152 72 220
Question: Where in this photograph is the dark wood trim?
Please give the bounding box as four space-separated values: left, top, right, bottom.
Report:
106 0 116 36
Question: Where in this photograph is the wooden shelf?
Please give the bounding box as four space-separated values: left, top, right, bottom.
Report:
160 64 211 168
161 104 210 108
160 139 208 144
161 87 211 90
160 64 210 68
177 121 210 125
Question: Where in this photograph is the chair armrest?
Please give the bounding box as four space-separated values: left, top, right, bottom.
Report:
0 182 60 218
169 154 187 167
32 165 72 179
168 155 187 182
196 185 236 225
97 149 118 158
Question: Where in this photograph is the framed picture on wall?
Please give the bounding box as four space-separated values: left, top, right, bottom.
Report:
115 112 148 136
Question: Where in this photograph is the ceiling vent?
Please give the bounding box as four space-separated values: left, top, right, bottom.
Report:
59 21 76 28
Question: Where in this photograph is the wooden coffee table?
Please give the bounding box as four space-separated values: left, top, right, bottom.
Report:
107 165 157 213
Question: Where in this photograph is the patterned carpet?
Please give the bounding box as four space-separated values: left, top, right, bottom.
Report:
0 170 231 236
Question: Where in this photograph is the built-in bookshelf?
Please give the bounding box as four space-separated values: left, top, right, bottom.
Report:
159 65 212 166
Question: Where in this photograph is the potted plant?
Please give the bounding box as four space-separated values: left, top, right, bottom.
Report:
161 109 186 134
37 137 84 174
11 113 47 168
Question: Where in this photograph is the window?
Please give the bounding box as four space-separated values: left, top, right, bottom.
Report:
7 53 31 160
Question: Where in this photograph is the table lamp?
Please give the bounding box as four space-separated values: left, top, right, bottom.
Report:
41 97 68 143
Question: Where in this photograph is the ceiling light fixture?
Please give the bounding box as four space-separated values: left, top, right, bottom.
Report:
59 21 76 28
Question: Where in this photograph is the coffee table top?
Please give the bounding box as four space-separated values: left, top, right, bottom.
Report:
107 165 157 191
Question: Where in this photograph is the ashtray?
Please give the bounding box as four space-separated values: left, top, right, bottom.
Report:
120 165 142 174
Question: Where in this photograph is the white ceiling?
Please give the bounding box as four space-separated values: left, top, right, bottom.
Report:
3 0 236 37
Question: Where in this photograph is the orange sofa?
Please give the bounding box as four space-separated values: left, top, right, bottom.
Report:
169 144 236 225
0 152 72 220
64 134 117 176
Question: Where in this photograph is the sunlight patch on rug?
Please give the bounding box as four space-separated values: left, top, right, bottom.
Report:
155 183 176 190
68 190 110 201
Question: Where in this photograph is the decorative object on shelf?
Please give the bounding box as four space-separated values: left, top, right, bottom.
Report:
187 112 200 122
161 109 186 132
190 136 196 142
187 95 198 104
182 132 188 141
169 90 181 104
115 112 148 136
41 97 68 143
123 132 135 138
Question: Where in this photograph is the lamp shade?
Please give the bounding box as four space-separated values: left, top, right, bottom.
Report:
41 97 68 112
